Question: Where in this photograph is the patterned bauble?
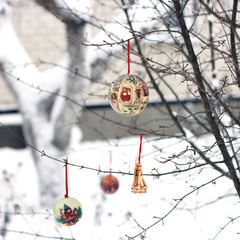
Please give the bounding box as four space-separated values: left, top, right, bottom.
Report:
53 197 82 226
100 174 119 194
108 74 149 116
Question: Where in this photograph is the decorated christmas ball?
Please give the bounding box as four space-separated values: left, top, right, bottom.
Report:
108 74 149 116
100 174 119 194
53 197 82 226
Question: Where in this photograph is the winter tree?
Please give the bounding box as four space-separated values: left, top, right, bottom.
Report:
0 0 92 206
0 0 240 239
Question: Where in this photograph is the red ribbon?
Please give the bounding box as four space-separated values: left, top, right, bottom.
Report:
109 150 112 176
64 161 68 198
138 133 143 163
127 39 130 74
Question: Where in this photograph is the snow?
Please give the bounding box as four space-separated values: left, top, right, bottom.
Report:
0 113 22 125
0 129 239 240
0 1 69 119
0 148 39 209
55 0 91 22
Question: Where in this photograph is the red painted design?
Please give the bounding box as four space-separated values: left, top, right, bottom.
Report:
120 87 131 102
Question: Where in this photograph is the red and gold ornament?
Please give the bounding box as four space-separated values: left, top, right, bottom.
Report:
100 151 119 194
100 174 119 194
108 74 149 116
108 39 149 116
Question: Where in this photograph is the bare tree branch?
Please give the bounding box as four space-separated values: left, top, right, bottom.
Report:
172 0 240 197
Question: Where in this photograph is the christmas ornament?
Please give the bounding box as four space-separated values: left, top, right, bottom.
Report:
108 39 149 116
53 197 83 226
53 161 83 226
100 151 119 194
108 74 149 116
100 174 119 194
131 134 147 193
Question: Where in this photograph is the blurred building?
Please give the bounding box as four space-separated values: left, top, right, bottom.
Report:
0 0 238 146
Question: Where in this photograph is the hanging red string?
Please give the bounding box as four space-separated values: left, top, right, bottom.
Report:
109 150 112 176
138 133 143 163
64 161 68 198
127 39 130 74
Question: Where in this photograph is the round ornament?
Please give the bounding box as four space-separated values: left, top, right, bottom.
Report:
108 74 149 116
100 174 119 194
53 197 82 226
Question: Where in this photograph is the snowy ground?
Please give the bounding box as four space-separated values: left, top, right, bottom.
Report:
0 131 239 240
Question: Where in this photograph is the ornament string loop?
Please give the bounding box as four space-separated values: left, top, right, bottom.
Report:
109 150 112 176
138 133 143 163
64 160 68 198
127 39 130 74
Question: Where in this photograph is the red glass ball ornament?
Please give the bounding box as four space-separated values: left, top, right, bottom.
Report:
108 74 149 116
100 174 119 194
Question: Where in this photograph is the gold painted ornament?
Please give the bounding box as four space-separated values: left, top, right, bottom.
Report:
131 157 147 193
53 197 83 226
108 74 149 116
131 134 147 193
